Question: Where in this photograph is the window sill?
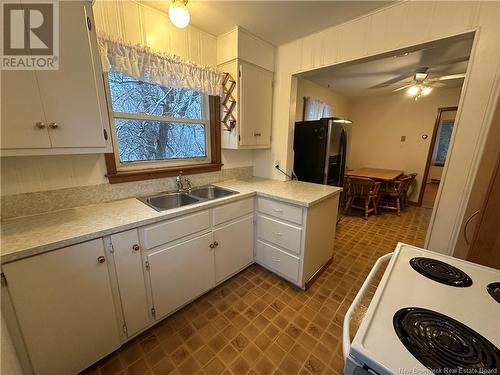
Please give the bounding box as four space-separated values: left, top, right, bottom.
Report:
105 163 223 184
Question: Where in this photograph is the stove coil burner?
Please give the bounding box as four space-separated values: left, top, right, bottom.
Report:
487 282 500 304
394 307 500 374
410 257 473 287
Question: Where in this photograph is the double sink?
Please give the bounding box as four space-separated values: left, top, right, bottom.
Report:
138 185 238 212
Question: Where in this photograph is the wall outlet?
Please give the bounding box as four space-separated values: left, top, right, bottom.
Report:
400 136 406 142
274 160 281 168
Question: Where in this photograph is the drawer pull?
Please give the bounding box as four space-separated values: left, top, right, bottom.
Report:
273 208 283 213
273 232 282 236
271 257 281 263
254 132 262 137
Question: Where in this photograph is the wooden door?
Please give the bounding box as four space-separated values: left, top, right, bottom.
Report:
239 61 273 147
213 215 254 283
147 233 215 319
3 239 120 374
1 70 51 149
111 229 150 337
36 1 108 148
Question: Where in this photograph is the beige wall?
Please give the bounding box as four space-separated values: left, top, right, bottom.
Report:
253 1 500 255
348 87 462 201
1 0 254 196
294 78 350 121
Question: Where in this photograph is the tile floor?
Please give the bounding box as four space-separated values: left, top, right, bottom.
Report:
84 206 431 375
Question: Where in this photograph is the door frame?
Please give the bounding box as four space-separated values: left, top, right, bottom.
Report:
418 106 458 206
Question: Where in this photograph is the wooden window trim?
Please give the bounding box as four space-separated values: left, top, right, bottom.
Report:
105 95 222 184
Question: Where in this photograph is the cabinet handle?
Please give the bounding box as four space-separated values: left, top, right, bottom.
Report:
254 132 262 137
214 241 219 247
271 257 281 263
463 210 480 245
48 122 59 129
35 122 46 129
273 232 282 236
209 243 215 249
273 208 283 213
132 244 140 252
97 256 106 264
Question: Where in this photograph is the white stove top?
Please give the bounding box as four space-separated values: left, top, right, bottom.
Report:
350 243 500 375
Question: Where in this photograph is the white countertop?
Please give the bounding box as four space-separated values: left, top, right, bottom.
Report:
0 178 341 263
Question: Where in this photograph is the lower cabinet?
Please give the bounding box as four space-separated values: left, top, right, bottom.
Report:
110 229 150 337
146 232 215 320
2 239 120 375
213 215 254 283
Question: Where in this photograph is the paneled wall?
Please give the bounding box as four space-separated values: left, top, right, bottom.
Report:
1 1 253 196
93 0 217 67
253 1 500 256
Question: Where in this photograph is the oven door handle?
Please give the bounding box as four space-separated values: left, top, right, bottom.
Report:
342 252 393 361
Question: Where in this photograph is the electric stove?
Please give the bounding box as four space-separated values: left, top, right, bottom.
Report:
343 243 500 375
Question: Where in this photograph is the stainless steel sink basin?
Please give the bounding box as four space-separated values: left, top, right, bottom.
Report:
138 185 238 212
189 185 237 200
139 192 200 211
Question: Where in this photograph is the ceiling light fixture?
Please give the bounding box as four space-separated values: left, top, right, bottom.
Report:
407 84 432 101
169 0 190 29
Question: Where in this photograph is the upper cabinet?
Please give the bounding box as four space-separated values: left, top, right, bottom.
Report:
1 1 112 156
217 27 275 149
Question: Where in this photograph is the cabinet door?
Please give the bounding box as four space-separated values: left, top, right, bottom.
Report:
111 229 150 337
239 61 273 147
214 215 254 283
147 233 215 319
36 1 108 148
3 239 120 375
1 70 51 149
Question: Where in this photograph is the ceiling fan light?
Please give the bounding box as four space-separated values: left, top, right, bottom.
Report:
422 86 432 96
407 85 420 96
169 0 190 29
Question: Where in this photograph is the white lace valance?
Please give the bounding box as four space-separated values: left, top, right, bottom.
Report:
304 97 333 121
97 34 224 96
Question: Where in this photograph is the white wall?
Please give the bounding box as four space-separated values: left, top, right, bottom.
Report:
0 0 253 196
294 77 350 121
253 1 500 256
348 87 461 202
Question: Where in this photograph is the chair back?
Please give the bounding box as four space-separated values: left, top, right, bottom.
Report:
347 177 381 197
394 176 412 193
399 173 417 195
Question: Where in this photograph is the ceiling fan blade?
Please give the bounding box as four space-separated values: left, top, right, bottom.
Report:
369 75 413 89
434 73 466 81
392 84 412 92
429 82 446 88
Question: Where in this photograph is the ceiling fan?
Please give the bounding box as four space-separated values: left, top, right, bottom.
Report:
392 67 466 100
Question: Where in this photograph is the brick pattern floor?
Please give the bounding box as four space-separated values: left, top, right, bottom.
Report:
83 206 431 375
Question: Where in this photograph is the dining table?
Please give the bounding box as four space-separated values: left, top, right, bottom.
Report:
346 168 404 182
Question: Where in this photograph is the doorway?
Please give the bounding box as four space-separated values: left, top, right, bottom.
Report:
419 107 458 208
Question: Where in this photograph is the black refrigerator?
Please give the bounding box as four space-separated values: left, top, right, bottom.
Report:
293 117 351 186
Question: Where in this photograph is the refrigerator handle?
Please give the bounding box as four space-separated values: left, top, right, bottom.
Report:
338 128 347 186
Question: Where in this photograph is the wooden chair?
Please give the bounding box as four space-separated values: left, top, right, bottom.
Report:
379 176 412 215
344 177 382 220
398 173 417 208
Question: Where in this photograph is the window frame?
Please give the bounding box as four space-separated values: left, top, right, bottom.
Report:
103 74 222 184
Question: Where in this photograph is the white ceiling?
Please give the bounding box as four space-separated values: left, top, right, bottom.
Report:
300 33 474 98
142 1 392 45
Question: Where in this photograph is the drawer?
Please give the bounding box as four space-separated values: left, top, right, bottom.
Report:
257 197 303 225
141 210 210 249
213 197 254 226
256 240 299 283
257 215 302 255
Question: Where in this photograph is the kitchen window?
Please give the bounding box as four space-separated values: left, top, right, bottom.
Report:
104 71 222 183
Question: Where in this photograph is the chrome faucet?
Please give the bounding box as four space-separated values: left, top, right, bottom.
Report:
176 172 192 192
